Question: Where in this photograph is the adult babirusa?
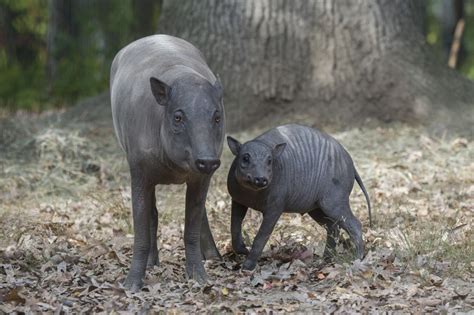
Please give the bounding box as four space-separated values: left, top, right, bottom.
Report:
110 35 224 291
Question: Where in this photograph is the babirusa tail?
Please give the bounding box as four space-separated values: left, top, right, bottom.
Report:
354 169 372 227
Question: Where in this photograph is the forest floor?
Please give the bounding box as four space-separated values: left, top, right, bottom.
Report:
0 95 473 313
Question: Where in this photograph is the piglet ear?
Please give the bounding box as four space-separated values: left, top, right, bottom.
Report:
214 74 223 100
272 143 286 158
227 136 241 156
150 77 171 106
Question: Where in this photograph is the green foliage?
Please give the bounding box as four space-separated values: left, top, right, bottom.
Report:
426 3 442 47
460 2 474 80
48 1 136 103
426 0 474 80
0 0 49 109
0 61 44 110
5 0 48 36
0 0 160 110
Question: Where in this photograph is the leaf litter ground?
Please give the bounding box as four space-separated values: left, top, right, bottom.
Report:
0 99 473 313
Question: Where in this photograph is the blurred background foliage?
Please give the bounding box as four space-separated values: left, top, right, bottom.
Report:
426 0 474 78
0 0 472 111
0 0 160 110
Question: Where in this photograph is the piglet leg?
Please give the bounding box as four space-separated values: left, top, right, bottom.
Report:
231 200 249 255
242 207 282 271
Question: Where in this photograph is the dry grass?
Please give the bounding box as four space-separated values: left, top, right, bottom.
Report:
0 103 472 313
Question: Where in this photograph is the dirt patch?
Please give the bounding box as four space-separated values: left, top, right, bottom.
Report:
0 100 473 312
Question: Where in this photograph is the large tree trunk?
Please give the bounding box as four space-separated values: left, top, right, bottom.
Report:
158 0 473 136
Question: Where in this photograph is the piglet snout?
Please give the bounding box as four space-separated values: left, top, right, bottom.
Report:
253 177 268 188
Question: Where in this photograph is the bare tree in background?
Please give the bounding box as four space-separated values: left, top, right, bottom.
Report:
158 0 473 134
441 0 465 66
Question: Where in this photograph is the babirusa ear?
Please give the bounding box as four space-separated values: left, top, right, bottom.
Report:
150 77 171 105
273 143 286 158
227 136 241 156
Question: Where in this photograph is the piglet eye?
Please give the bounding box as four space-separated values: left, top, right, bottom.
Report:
243 155 250 163
215 116 221 124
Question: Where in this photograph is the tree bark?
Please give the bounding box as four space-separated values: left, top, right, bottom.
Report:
158 0 473 136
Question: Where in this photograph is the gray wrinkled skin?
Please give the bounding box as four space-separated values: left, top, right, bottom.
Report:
227 124 371 271
110 35 225 291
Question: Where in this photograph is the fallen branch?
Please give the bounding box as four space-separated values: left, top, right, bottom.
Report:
448 19 465 69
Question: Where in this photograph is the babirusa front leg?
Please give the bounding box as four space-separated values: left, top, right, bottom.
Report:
147 194 159 268
124 170 153 292
200 208 222 260
184 177 210 283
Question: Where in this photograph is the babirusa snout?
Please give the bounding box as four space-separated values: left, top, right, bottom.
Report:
195 158 221 174
246 174 269 189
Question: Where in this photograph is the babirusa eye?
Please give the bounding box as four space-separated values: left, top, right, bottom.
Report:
174 112 183 123
215 116 221 123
